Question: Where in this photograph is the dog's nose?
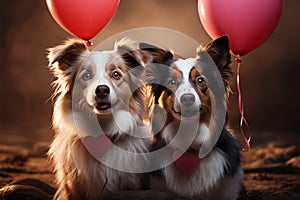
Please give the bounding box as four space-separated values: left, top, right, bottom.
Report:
95 85 110 98
180 93 195 105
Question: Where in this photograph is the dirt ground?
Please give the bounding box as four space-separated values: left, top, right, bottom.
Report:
0 127 299 200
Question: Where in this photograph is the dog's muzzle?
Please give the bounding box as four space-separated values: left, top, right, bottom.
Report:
94 85 111 111
180 93 195 106
178 93 199 118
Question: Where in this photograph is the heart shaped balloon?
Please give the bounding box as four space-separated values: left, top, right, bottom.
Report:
198 0 283 55
81 135 112 159
172 150 201 174
46 0 119 40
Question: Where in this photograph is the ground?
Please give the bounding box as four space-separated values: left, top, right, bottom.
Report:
0 128 299 200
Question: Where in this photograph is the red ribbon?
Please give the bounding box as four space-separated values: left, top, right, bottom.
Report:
235 54 251 152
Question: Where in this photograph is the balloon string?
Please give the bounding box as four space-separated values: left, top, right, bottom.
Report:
235 54 251 152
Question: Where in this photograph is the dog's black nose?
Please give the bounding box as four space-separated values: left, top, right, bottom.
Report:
180 93 195 105
95 85 110 98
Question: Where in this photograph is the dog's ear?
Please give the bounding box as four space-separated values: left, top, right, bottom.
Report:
198 36 232 93
115 38 152 69
141 43 174 104
47 39 88 74
203 36 231 70
139 43 174 65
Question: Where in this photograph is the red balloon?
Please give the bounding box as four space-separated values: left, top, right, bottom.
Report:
46 0 119 40
198 0 283 56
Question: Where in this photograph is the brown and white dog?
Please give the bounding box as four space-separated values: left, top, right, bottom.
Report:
144 36 244 200
47 38 151 200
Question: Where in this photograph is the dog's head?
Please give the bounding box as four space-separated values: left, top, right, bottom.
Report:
145 36 232 125
48 38 151 120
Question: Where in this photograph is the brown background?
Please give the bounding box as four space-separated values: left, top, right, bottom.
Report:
0 0 299 145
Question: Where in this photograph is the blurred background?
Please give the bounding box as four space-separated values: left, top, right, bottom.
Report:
0 0 299 147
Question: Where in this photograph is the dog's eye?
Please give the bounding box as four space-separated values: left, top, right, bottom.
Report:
196 76 206 87
112 71 122 80
168 79 177 87
82 72 92 81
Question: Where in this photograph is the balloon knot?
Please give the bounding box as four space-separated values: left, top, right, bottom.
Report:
235 54 242 63
86 40 93 47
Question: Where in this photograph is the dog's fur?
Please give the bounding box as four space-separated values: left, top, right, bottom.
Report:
144 36 244 200
47 38 151 200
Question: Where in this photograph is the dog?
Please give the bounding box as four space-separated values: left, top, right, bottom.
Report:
47 38 152 200
144 36 244 200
